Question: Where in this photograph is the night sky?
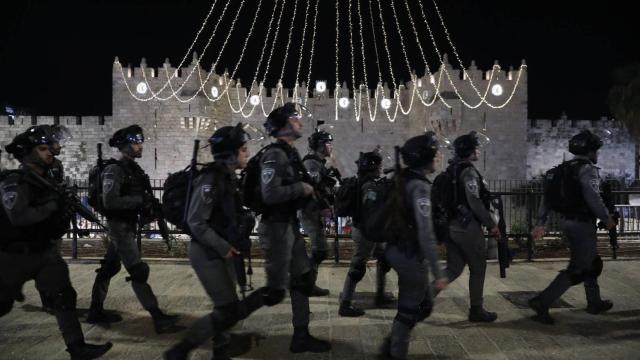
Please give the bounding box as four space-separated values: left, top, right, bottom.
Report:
0 0 637 119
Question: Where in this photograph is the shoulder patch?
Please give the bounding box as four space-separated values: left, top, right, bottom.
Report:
262 167 275 184
201 184 215 204
416 197 431 217
589 179 601 193
102 178 115 194
1 190 18 210
465 179 479 197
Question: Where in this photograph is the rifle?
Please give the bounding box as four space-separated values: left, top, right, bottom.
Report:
599 181 619 259
24 168 108 231
327 166 343 264
491 195 511 278
140 173 172 251
183 140 200 230
235 210 256 297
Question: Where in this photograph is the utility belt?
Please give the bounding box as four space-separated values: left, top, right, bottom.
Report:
562 213 596 224
0 240 52 254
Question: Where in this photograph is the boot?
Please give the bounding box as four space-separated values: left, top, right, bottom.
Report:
87 303 123 324
66 341 113 360
164 340 198 360
375 292 395 307
310 285 330 297
586 300 613 315
289 326 331 353
528 297 554 325
211 344 231 360
151 309 184 334
468 306 497 323
339 300 365 317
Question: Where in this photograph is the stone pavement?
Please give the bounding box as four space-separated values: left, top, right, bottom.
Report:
1 259 639 359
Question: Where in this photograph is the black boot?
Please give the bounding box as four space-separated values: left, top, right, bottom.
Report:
375 292 395 307
339 301 365 317
310 285 330 297
468 306 497 323
528 297 554 325
586 300 613 315
87 302 123 324
151 309 184 334
66 341 113 360
164 339 198 360
289 326 331 353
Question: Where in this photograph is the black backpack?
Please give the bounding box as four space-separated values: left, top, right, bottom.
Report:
543 159 590 213
431 162 474 243
87 159 119 214
240 143 291 214
162 165 202 233
360 177 395 243
334 176 359 217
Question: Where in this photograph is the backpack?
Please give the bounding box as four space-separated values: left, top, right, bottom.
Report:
543 159 590 214
87 159 119 214
162 165 202 233
240 143 290 214
334 176 359 217
430 162 474 243
360 177 395 243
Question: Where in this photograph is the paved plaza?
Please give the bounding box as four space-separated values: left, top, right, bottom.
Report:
1 258 639 359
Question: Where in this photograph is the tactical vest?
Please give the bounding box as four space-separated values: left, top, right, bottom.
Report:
452 162 491 212
261 141 307 221
352 173 377 228
204 164 243 247
102 159 147 221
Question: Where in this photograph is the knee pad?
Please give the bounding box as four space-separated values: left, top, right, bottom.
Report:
312 250 328 265
126 262 150 283
262 287 286 306
348 263 367 283
0 300 14 317
95 260 121 280
589 256 603 277
395 307 419 329
290 270 317 296
53 286 77 312
376 259 391 274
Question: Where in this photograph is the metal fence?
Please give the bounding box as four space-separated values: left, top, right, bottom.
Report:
63 178 640 261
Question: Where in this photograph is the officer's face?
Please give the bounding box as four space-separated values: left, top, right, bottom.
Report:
130 143 144 158
288 116 303 138
236 144 250 170
34 144 54 165
322 142 333 156
470 148 480 161
50 142 61 156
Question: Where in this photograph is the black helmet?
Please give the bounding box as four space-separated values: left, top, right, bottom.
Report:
453 131 485 158
50 124 72 145
5 126 53 160
400 131 439 168
356 151 383 174
109 125 144 148
209 123 251 159
308 130 333 150
264 102 299 136
569 129 603 155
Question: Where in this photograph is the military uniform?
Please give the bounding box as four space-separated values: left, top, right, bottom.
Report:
340 173 391 315
441 160 496 312
0 166 112 357
533 155 611 312
88 157 178 331
384 170 442 359
299 153 332 266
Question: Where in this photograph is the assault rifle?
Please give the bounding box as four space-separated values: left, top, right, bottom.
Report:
599 181 619 259
24 168 107 231
235 210 256 297
327 166 343 263
140 173 172 251
490 195 511 278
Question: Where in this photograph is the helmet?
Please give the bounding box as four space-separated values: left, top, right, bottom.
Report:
356 151 382 174
308 130 333 150
5 126 53 160
569 129 603 155
209 123 251 159
50 124 72 145
400 131 439 168
453 131 488 158
264 102 300 136
109 125 144 148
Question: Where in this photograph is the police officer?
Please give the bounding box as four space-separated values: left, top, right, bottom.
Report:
258 103 331 353
0 127 112 359
87 125 181 333
35 124 71 313
435 131 500 322
299 130 336 296
165 124 264 359
529 129 615 324
339 150 393 317
381 133 448 359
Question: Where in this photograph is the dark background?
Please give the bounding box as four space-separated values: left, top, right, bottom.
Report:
0 0 637 119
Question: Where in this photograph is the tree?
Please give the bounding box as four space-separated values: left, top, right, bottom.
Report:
608 63 640 179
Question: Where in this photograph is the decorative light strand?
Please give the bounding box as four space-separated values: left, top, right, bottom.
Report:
292 0 312 104
258 0 289 116
302 0 320 106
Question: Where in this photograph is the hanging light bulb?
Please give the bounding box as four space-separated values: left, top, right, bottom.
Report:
491 84 504 96
210 86 219 98
315 81 327 93
339 97 350 108
136 82 148 94
250 95 261 105
381 98 392 110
